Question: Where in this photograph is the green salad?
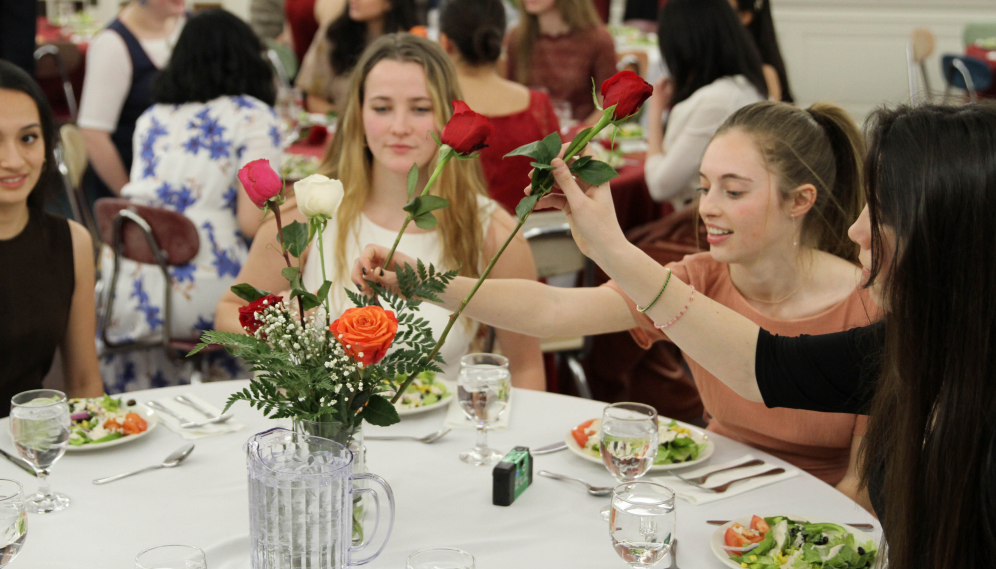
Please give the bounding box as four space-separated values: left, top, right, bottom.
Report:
576 418 708 465
725 516 877 569
392 372 450 410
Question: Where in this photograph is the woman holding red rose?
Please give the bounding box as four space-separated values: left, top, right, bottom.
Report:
216 34 545 390
437 0 560 215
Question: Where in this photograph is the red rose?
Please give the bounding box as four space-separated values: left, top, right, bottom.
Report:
238 159 284 208
329 306 399 366
601 71 654 121
440 100 494 155
239 294 283 335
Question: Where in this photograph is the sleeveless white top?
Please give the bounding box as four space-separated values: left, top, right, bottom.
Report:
302 195 498 380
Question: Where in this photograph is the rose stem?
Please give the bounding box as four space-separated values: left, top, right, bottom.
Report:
270 200 306 319
383 146 453 267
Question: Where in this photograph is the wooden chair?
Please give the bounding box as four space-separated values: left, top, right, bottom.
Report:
907 28 935 103
95 198 220 382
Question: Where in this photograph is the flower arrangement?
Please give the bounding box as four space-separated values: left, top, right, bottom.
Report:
191 70 652 438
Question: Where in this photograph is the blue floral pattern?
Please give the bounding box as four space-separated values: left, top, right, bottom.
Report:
101 95 281 394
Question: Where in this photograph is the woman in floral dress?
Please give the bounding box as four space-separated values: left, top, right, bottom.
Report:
100 9 282 392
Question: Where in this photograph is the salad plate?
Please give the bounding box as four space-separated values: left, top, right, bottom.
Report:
564 416 714 471
66 397 158 452
710 515 877 569
392 373 454 417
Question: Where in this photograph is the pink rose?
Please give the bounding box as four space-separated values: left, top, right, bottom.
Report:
238 159 284 208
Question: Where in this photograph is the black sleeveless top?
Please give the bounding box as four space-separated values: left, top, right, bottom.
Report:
106 18 159 173
0 209 75 417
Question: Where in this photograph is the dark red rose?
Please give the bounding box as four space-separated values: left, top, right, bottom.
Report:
441 100 494 155
239 294 283 335
601 71 654 121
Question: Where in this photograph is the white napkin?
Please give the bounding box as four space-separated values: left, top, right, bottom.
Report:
149 393 247 440
652 454 798 505
443 395 511 430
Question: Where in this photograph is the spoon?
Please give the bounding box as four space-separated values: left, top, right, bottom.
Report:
366 428 451 443
92 444 195 485
538 470 614 496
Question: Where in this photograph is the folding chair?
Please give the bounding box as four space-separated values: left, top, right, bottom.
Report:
34 42 80 122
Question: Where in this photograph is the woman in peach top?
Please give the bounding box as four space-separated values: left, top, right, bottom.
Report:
354 100 877 509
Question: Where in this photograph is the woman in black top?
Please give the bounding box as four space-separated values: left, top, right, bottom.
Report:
0 62 104 416
529 103 996 569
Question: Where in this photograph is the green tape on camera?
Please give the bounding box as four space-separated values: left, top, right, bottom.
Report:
492 446 532 506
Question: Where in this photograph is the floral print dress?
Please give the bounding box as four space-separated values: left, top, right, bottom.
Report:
99 95 282 393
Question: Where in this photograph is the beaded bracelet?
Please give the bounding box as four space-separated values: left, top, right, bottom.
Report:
654 285 695 330
636 270 672 314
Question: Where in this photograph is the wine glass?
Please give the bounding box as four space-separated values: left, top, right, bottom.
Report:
10 390 71 514
406 548 475 569
599 402 659 519
610 482 676 568
0 480 26 567
457 353 511 466
135 545 206 569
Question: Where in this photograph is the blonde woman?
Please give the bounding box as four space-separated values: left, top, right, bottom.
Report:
505 0 617 124
216 34 544 389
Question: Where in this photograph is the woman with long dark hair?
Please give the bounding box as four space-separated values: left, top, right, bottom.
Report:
99 9 282 392
730 0 794 102
517 103 996 568
0 61 104 416
295 0 416 113
645 0 767 209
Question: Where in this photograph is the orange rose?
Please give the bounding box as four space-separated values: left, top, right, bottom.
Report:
329 306 399 366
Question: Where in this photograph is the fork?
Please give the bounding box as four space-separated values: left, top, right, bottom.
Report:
672 459 764 486
701 467 785 493
366 428 451 443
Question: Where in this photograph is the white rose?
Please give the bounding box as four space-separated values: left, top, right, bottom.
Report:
294 174 344 219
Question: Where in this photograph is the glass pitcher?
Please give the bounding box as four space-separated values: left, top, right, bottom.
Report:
246 428 394 568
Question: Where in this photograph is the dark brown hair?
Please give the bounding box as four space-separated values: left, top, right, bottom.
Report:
511 0 602 84
0 60 58 210
862 102 996 569
716 101 865 262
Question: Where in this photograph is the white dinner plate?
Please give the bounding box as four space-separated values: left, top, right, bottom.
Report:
710 515 876 569
564 416 714 472
65 403 159 452
395 391 454 417
203 535 250 569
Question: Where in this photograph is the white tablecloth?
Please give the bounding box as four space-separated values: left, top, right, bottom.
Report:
4 381 879 567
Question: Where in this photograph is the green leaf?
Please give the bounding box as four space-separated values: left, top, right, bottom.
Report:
504 139 545 160
279 221 310 258
413 212 438 230
571 155 593 169
316 280 332 302
529 162 555 170
516 193 542 222
358 394 400 426
230 283 268 303
281 267 302 290
403 195 450 218
536 131 564 164
406 163 419 200
291 289 322 311
570 158 619 187
530 166 554 196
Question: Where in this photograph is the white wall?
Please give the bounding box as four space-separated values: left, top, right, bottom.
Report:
772 0 996 123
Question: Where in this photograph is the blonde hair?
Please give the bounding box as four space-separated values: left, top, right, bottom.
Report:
318 33 489 282
512 0 602 84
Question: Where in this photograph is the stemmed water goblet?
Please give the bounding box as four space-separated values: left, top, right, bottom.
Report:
610 482 676 568
0 480 26 567
599 402 659 519
457 353 511 466
10 390 71 514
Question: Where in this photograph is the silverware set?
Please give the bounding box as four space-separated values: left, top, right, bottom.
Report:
366 428 451 443
147 396 234 428
669 458 783 493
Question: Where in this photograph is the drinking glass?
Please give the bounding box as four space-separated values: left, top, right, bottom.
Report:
135 545 206 569
406 548 475 569
10 390 71 514
599 402 659 519
457 353 511 466
0 480 26 567
610 482 675 568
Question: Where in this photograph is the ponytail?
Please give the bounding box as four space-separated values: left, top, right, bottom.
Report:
439 0 505 66
717 100 866 263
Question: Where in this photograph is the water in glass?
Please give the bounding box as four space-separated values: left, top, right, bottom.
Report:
600 420 658 482
10 390 71 514
610 483 675 568
0 480 26 567
457 354 510 466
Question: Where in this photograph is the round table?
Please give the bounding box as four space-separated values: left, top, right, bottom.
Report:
5 381 879 567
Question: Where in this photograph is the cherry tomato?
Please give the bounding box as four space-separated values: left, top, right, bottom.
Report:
571 419 596 447
750 515 770 535
724 524 752 548
103 418 123 432
122 412 148 435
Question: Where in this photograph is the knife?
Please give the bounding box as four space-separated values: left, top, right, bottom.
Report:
706 520 875 531
0 448 36 477
531 441 567 455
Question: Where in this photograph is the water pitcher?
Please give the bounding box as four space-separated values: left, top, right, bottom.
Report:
246 428 394 568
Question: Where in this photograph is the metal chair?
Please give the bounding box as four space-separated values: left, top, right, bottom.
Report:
907 28 935 103
34 43 80 121
942 55 994 103
522 210 595 399
56 124 99 252
94 198 219 383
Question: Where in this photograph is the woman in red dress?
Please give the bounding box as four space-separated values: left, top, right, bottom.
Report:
438 0 560 214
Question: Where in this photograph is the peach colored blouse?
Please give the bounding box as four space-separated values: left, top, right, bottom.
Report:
605 252 881 485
